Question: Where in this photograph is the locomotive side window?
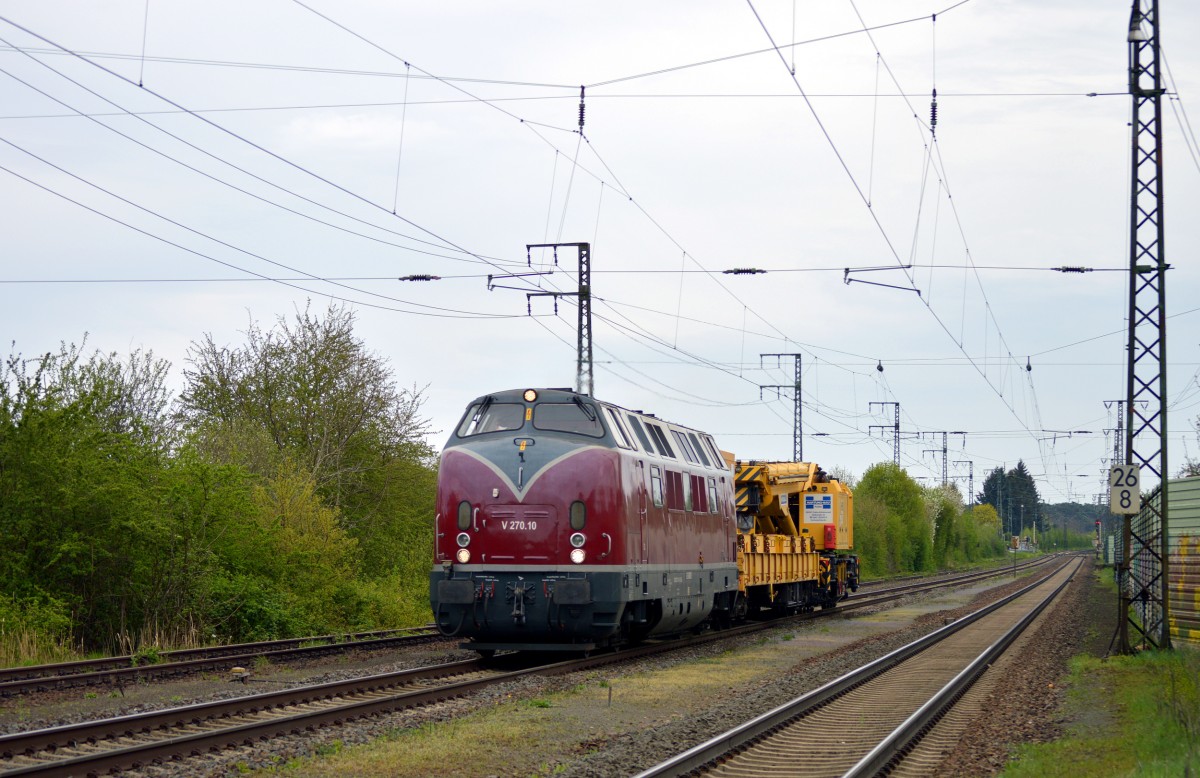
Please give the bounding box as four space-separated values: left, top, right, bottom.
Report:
457 402 525 437
682 471 692 510
647 423 676 458
707 476 719 514
690 474 708 512
687 432 712 468
603 406 636 450
664 470 687 510
626 414 656 454
671 430 699 465
533 402 604 436
650 465 664 507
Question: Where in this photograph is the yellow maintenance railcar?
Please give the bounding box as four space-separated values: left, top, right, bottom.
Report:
732 460 859 615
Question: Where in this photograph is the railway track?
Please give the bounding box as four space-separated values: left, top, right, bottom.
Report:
0 626 441 698
0 557 1065 775
0 636 738 776
0 558 1048 701
635 555 1081 777
0 656 507 776
853 554 1051 594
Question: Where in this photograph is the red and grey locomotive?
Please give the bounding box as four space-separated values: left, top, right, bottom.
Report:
430 387 739 653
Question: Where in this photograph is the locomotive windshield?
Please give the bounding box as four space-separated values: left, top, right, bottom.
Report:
456 401 525 437
533 402 604 437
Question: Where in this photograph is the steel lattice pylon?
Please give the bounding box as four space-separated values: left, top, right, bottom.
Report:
522 242 593 396
1119 0 1170 652
869 401 900 466
760 353 803 461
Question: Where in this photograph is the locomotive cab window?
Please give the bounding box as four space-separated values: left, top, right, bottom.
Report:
456 402 525 437
533 401 604 437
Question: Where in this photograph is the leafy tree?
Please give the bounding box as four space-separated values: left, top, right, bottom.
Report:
1006 460 1043 533
201 461 360 638
828 466 857 489
1 326 439 657
1181 415 1200 477
856 462 933 573
178 303 437 573
927 484 962 567
852 494 892 577
978 461 1043 536
978 467 1009 529
967 502 1002 534
0 342 189 650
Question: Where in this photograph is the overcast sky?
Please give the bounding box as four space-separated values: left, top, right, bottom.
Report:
2 0 1198 506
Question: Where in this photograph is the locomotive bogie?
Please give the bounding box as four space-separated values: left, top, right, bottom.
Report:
431 562 740 651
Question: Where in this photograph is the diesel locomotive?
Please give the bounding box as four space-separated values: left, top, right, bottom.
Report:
429 388 857 654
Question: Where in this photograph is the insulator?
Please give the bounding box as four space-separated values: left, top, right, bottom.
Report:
930 88 938 131
578 85 586 129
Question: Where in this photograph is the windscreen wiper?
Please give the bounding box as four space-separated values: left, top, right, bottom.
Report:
470 395 494 428
572 395 597 421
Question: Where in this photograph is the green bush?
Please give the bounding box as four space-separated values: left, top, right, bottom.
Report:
0 594 75 665
202 573 303 643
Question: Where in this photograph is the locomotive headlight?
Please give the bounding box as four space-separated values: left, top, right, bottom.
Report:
569 532 586 548
569 548 586 564
456 532 471 548
523 389 538 402
456 548 471 564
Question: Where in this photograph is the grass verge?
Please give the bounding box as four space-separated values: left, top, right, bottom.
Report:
1003 645 1200 777
255 641 801 777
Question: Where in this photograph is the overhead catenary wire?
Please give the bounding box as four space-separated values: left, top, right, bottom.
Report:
741 0 1087 499
0 159 529 320
0 43 528 271
0 90 1129 121
0 14 560 291
0 4 1171 498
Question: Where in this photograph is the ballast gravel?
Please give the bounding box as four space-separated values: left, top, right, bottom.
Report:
3 558 1110 777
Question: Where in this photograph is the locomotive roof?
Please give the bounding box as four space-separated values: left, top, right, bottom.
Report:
463 388 715 436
